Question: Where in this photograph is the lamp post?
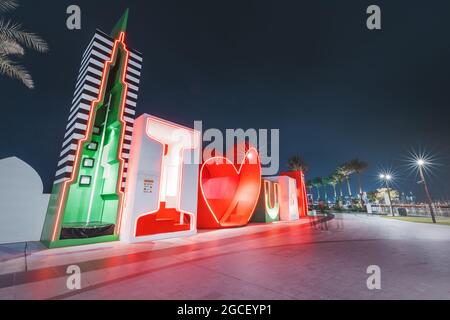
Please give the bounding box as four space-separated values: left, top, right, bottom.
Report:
380 174 394 216
417 159 436 224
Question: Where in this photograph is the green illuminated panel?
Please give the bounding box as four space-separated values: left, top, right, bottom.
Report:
40 10 135 248
251 180 280 223
59 47 128 241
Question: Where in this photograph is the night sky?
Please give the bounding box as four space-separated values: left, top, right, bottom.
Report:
1 0 450 200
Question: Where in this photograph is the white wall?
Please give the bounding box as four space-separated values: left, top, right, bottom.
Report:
267 176 299 221
0 157 49 244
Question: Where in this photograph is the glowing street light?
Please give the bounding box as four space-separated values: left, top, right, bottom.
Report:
379 173 394 216
416 159 436 224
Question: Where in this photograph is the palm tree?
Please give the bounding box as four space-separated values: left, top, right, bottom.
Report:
312 177 323 200
333 169 344 199
287 155 309 173
322 177 331 202
331 170 345 208
306 179 314 201
328 174 339 201
0 0 48 88
336 164 355 198
348 158 369 195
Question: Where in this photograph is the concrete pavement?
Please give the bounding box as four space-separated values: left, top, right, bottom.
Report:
0 214 449 300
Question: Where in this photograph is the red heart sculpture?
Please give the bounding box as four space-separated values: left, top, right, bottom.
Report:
197 148 262 229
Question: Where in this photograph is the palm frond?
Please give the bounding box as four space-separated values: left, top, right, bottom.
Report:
0 37 24 55
287 155 309 173
0 0 18 12
0 19 49 53
348 158 369 173
0 54 34 88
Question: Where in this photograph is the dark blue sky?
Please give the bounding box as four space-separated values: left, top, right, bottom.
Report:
1 0 450 199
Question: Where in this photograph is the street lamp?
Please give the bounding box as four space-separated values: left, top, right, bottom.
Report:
416 159 436 224
379 173 394 216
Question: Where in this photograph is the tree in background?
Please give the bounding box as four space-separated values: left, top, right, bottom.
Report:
369 188 400 204
312 177 323 201
336 164 355 198
0 0 48 88
306 179 313 193
328 174 339 201
348 158 369 195
367 191 378 203
322 176 331 202
287 155 309 173
333 169 345 199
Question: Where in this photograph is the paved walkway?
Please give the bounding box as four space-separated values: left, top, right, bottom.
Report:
0 214 449 299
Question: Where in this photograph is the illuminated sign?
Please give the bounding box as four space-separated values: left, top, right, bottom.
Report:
280 171 309 217
251 179 280 223
120 115 201 242
36 12 308 249
276 176 299 221
41 11 143 248
197 148 262 229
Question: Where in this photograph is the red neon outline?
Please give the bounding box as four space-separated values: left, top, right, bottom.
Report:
199 147 262 226
133 116 201 238
51 32 130 242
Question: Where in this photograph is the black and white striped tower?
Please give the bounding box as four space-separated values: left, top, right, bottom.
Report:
42 10 143 248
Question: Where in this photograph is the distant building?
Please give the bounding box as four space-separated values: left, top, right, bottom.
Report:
406 191 417 204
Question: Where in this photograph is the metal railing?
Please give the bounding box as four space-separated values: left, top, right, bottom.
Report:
368 204 450 217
